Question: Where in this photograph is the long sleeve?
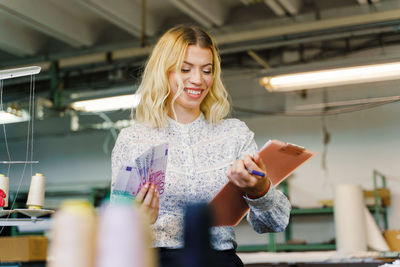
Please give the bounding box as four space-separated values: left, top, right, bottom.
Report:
244 186 291 233
235 122 291 233
111 128 130 189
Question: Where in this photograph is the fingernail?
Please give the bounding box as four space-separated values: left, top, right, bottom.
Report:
145 183 149 187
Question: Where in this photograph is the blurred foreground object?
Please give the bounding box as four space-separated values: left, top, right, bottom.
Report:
47 200 97 267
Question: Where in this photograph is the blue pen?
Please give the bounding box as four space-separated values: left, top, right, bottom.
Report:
250 170 265 177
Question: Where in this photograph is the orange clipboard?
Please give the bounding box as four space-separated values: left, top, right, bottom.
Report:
209 139 316 227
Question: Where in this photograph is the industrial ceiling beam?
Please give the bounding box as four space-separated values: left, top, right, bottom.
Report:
357 0 380 4
169 0 226 28
79 0 158 38
0 0 96 47
215 8 400 45
247 50 271 69
0 16 43 56
264 0 286 16
3 4 400 70
278 0 302 15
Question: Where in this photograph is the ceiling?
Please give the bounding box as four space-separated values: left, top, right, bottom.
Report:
1 0 400 124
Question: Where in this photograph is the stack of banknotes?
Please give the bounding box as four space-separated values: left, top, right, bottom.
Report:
111 143 168 202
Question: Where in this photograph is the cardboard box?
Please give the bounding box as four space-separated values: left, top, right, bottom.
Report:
384 230 400 251
363 188 391 206
0 235 47 262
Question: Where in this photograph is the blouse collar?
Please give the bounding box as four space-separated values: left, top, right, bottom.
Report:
167 113 205 131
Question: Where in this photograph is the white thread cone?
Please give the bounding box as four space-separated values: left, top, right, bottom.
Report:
27 173 45 208
47 200 97 267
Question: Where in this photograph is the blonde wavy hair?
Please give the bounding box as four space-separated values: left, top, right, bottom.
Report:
133 25 231 128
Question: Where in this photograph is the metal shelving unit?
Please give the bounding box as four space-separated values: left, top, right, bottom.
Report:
0 218 51 227
238 170 389 252
0 186 110 237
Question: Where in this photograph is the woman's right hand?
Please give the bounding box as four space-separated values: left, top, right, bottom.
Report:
135 183 159 224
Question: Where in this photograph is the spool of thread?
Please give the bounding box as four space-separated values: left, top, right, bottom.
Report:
0 174 9 208
96 202 156 267
334 184 367 252
26 173 45 209
47 200 97 267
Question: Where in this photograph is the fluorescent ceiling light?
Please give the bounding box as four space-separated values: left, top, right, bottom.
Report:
70 94 141 112
259 61 400 92
0 110 30 124
0 66 41 80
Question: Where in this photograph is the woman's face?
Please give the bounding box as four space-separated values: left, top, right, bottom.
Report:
167 45 214 120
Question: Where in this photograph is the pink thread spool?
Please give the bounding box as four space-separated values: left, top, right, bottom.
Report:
95 202 149 267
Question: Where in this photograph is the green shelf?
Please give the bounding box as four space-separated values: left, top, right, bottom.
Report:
291 207 333 215
237 243 336 252
290 206 387 216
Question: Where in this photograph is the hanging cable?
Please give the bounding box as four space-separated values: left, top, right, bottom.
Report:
9 74 34 210
30 75 36 178
0 75 35 234
0 80 12 177
233 97 400 117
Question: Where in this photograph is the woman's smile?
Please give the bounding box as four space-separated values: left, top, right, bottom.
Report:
184 87 204 99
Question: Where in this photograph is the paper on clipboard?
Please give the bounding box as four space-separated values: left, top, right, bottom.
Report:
209 139 316 227
259 139 316 186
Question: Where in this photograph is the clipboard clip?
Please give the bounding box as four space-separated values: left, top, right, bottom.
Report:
280 143 305 155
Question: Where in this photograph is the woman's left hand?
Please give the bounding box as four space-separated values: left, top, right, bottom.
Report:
135 183 159 224
227 153 270 198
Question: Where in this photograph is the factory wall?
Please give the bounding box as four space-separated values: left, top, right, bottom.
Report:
1 100 399 245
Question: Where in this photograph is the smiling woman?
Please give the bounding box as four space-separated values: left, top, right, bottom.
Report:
167 45 214 123
111 25 291 267
134 25 230 128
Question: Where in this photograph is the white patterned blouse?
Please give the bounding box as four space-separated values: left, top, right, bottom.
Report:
111 113 291 250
